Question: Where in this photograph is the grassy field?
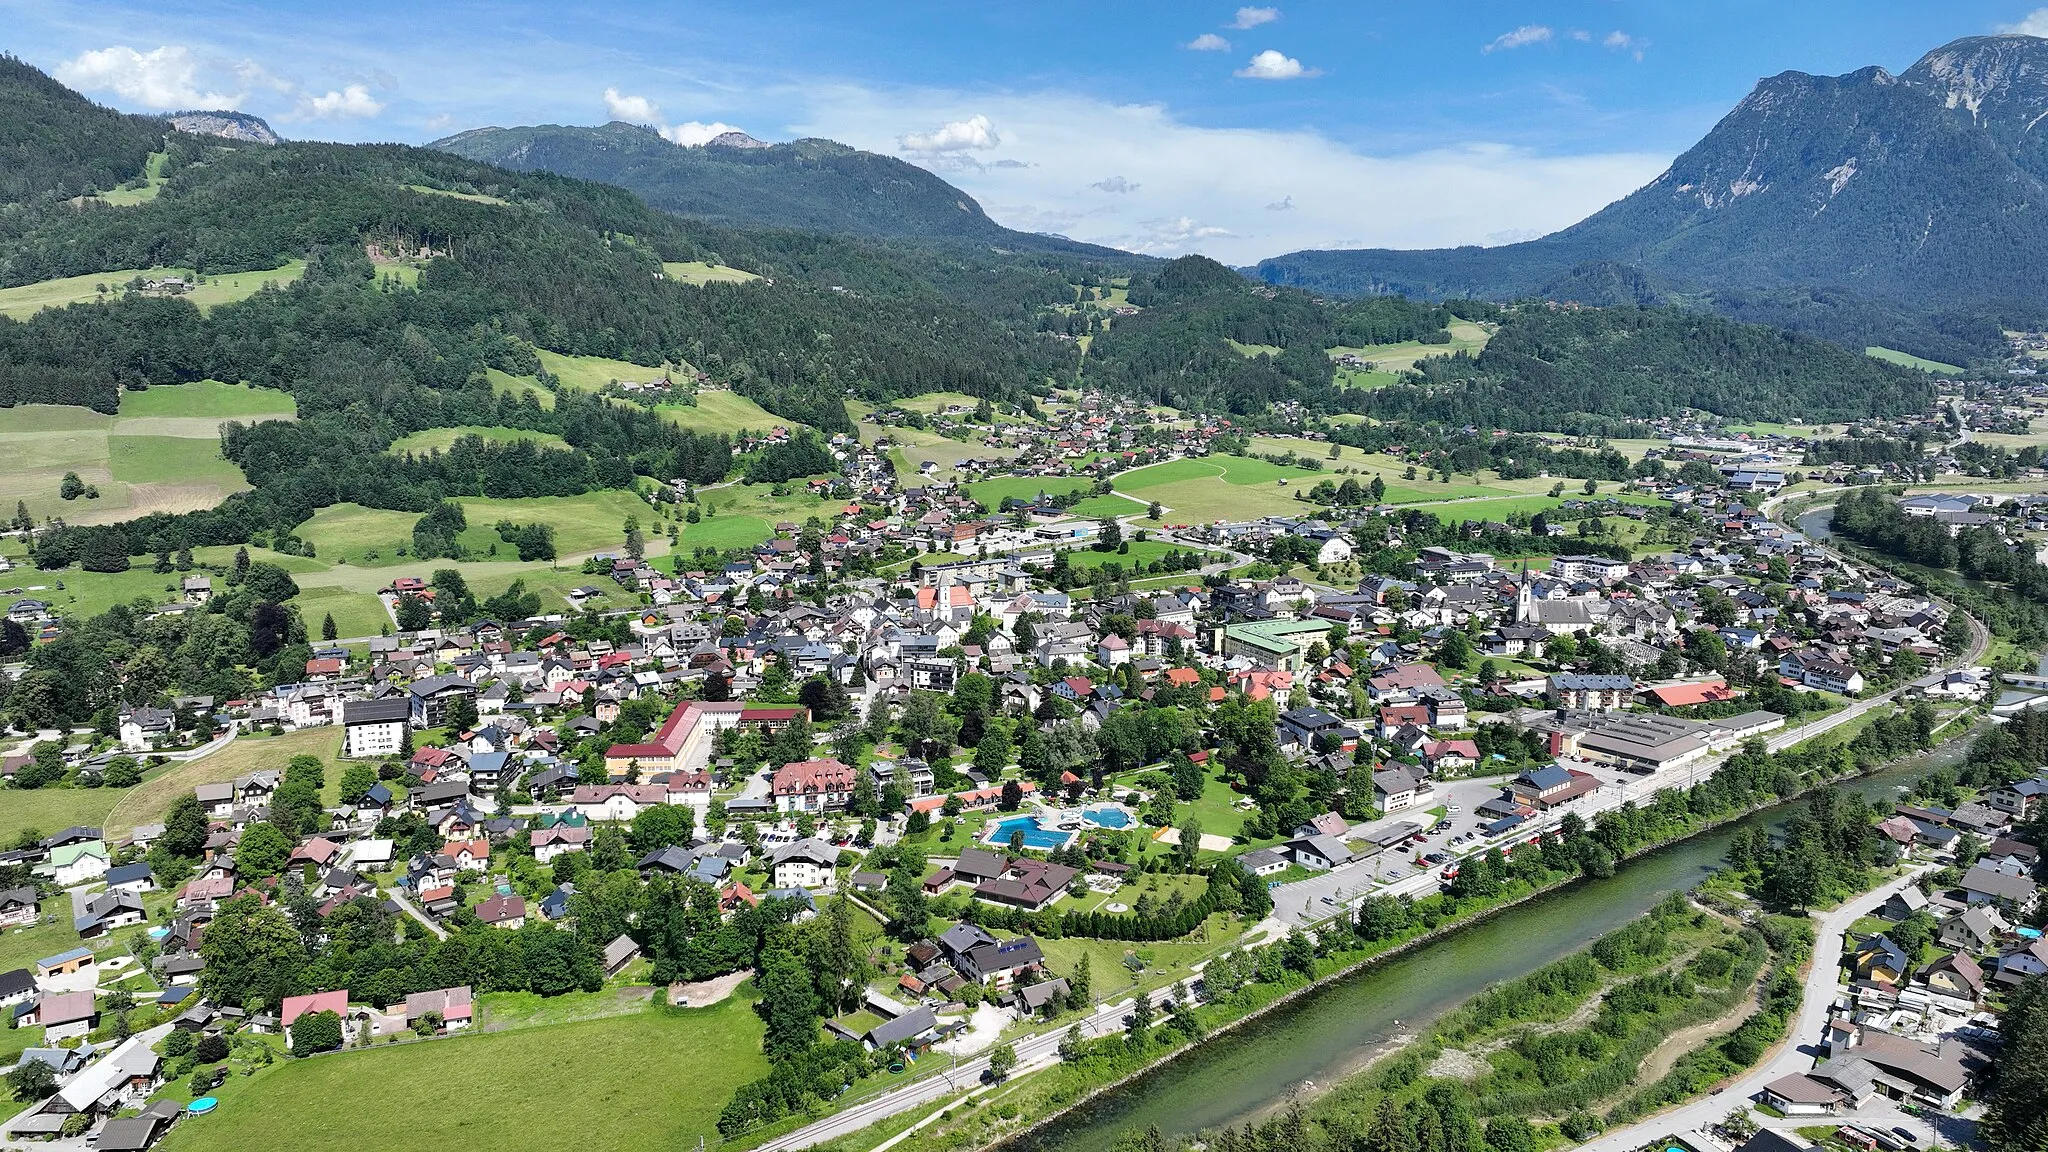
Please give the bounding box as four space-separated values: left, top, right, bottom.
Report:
1113 455 1329 522
965 475 1094 509
534 348 669 393
293 584 392 639
1069 493 1151 518
404 184 511 206
0 728 341 846
156 995 768 1152
661 260 760 286
0 381 295 524
1417 492 1666 523
0 261 307 321
1328 318 1492 377
656 390 805 436
1062 539 1186 571
677 514 774 552
387 425 570 455
88 150 169 206
1866 346 1965 375
487 367 555 409
1227 340 1283 358
297 490 654 566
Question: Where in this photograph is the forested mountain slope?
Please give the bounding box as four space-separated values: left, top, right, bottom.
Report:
434 121 1119 255
1254 34 2048 366
0 54 165 202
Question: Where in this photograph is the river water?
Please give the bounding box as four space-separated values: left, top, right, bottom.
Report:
1008 742 1972 1151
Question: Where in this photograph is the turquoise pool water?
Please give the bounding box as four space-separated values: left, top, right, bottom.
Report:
984 815 1074 850
1084 805 1133 829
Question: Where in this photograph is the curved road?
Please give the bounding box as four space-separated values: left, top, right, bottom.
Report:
1576 866 1938 1152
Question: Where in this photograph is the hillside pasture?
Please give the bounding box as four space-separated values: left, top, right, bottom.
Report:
965 475 1094 509
0 382 293 523
0 262 306 321
1113 455 1328 522
533 348 669 393
660 260 760 286
487 367 554 409
1328 318 1492 374
86 150 168 206
1866 346 1964 375
297 490 654 566
656 390 805 437
386 426 570 456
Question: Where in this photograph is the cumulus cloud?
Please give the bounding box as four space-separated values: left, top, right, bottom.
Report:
1186 33 1232 51
1483 25 1553 53
898 113 1000 153
1997 8 2048 35
56 45 241 109
1265 195 1295 211
301 84 384 119
1229 7 1280 29
600 88 746 146
795 88 1670 262
603 86 663 123
661 121 744 146
1235 50 1317 80
1090 176 1139 193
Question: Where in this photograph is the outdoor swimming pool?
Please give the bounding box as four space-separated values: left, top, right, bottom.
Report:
1083 805 1134 829
984 815 1076 850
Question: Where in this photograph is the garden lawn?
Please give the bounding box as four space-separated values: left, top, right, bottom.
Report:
387 426 570 455
156 995 768 1152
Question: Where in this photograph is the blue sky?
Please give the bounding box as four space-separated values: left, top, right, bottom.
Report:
8 0 2045 260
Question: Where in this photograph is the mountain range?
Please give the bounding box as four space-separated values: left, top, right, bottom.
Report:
1253 35 2048 367
432 120 1118 255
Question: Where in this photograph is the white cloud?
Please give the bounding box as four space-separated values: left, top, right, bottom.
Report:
1229 7 1280 30
898 113 1000 153
795 88 1670 263
1483 25 1553 53
661 121 744 146
1235 50 1317 80
600 88 746 146
1090 176 1139 193
603 86 663 123
56 45 241 109
1568 30 1592 42
1997 8 2048 35
1603 30 1648 58
300 84 384 119
1186 33 1232 51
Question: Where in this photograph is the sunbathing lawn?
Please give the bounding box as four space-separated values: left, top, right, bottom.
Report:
156 994 768 1152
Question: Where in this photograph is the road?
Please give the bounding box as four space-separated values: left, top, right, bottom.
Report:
1575 866 1939 1152
753 980 1205 1152
386 889 449 940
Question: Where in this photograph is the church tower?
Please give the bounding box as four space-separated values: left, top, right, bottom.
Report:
1514 562 1535 625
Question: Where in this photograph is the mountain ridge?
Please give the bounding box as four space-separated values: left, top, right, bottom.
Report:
1253 34 2048 365
431 120 1126 256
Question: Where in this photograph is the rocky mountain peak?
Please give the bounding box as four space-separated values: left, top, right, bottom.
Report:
168 110 279 144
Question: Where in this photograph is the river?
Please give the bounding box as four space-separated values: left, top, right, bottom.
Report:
1006 742 1971 1151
